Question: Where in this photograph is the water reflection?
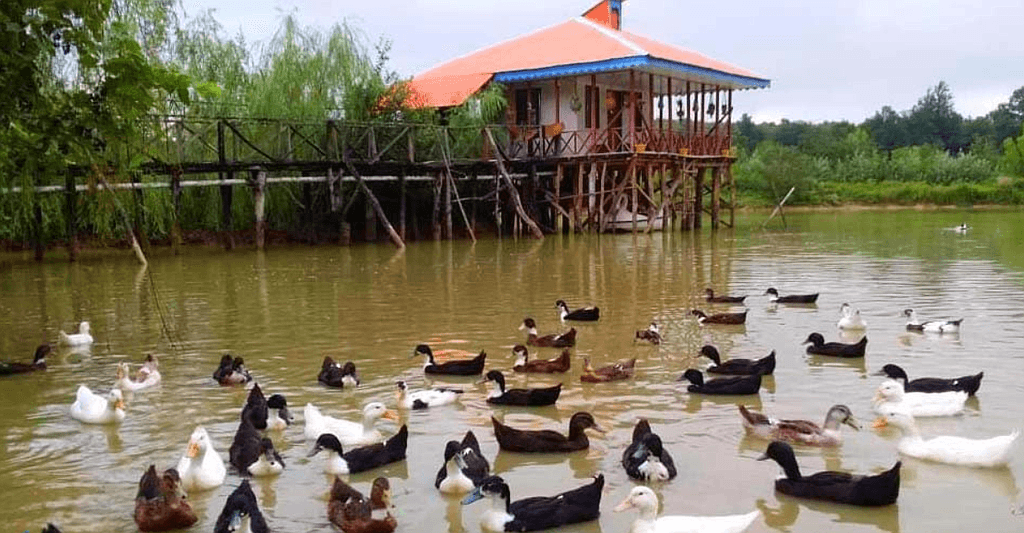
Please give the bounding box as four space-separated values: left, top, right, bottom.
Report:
757 496 901 533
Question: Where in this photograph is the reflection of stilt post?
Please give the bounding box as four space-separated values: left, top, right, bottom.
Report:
251 167 266 250
631 158 639 234
65 172 78 261
554 164 563 233
588 163 597 229
711 166 720 230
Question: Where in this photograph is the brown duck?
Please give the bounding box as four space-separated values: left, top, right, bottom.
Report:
519 318 577 348
328 476 396 533
133 465 198 532
511 345 570 373
491 412 605 452
580 357 636 383
691 309 748 325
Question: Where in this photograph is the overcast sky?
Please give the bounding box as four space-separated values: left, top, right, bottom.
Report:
179 0 1024 124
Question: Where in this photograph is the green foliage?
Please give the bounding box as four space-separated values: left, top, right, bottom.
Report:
1001 125 1024 177
733 141 816 203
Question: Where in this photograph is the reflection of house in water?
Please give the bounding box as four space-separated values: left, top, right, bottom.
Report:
409 0 770 233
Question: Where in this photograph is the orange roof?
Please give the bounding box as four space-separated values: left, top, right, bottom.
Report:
408 16 768 108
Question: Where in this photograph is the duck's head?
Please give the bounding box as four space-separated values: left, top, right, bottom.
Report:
42 523 62 533
480 370 506 391
876 364 909 384
511 345 529 364
215 479 261 533
613 485 659 514
186 426 212 458
161 467 187 500
308 433 344 457
79 321 91 334
647 322 659 333
370 477 393 509
109 388 126 411
218 354 233 368
341 361 358 378
34 344 52 364
443 440 463 463
554 300 569 311
704 288 715 298
461 475 510 507
258 438 283 466
840 302 852 315
698 345 722 365
412 344 434 361
764 288 780 297
825 405 860 430
569 412 606 434
902 308 916 319
678 368 704 386
756 440 802 479
873 407 915 431
581 356 595 374
116 361 131 380
363 401 398 423
803 332 825 346
519 318 537 332
143 354 158 367
266 394 293 425
874 379 906 404
232 357 247 371
321 356 337 370
632 432 665 459
690 309 708 319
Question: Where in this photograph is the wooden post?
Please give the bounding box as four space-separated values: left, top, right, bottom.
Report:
694 167 703 229
554 164 563 233
555 79 561 124
132 172 150 254
598 162 606 231
628 69 636 149
218 120 234 250
445 168 453 240
728 165 736 228
711 166 720 230
574 163 584 231
432 174 442 240
65 172 78 261
171 171 182 254
365 194 377 242
483 128 544 239
407 130 416 163
341 157 405 249
33 188 44 262
252 168 266 249
399 171 407 240
667 77 673 136
495 171 502 238
631 159 638 234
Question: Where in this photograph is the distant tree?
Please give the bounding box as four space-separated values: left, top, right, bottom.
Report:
1002 125 1024 177
905 81 967 153
774 119 809 146
863 106 907 153
989 86 1024 143
797 121 856 159
735 113 763 152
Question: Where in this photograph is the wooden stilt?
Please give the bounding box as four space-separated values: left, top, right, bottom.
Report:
494 171 502 238
33 191 44 262
631 159 638 234
252 168 266 249
218 120 235 250
432 174 442 240
484 128 544 239
575 163 584 232
341 157 404 249
694 167 703 229
171 170 182 254
65 172 78 261
399 171 407 240
444 168 453 240
554 164 563 233
711 166 720 230
365 191 378 242
598 162 607 231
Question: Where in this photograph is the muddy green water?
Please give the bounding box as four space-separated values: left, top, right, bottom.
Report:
1 209 1023 533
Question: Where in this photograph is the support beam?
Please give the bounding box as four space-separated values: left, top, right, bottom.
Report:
341 156 405 249
251 168 267 249
711 166 721 230
399 171 407 240
484 128 544 239
171 171 182 253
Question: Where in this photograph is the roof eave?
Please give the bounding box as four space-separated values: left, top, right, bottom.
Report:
492 56 770 91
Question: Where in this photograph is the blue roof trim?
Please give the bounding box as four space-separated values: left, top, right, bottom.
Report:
492 56 770 89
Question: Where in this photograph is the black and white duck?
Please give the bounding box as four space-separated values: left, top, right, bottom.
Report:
691 309 747 325
877 363 983 396
622 419 677 482
756 441 900 506
555 299 600 321
412 344 486 375
492 412 604 453
319 356 360 388
511 345 570 373
519 318 577 348
634 322 662 345
213 354 252 386
265 394 293 430
241 383 268 431
214 480 269 533
679 369 761 395
699 345 775 375
396 380 462 409
307 426 409 475
902 309 963 333
0 344 50 375
705 288 747 304
803 333 867 358
764 288 819 304
228 416 285 477
481 370 561 407
460 474 603 532
739 404 860 447
436 430 491 494
133 465 198 532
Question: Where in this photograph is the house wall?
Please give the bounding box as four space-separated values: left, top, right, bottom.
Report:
508 74 656 132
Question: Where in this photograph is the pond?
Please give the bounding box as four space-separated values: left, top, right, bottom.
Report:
1 208 1022 533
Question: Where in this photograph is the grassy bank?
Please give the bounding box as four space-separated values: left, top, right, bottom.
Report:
736 177 1024 207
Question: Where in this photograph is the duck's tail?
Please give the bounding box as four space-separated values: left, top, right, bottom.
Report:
957 371 984 396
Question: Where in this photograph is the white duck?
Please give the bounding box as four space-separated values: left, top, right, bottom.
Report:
614 486 759 533
875 408 1019 468
59 321 94 347
303 402 397 446
175 426 226 491
70 385 125 424
396 380 462 409
903 308 962 333
114 357 161 392
873 379 967 417
837 303 867 330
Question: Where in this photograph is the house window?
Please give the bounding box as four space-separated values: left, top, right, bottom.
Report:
514 88 541 126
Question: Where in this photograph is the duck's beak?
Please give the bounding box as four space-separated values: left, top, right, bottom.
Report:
613 498 635 512
872 417 888 429
114 399 126 410
846 417 862 431
590 424 607 435
280 407 294 424
461 487 484 505
517 323 526 331
187 441 200 459
872 391 884 403
756 453 770 461
306 445 322 458
228 509 243 532
381 409 399 422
